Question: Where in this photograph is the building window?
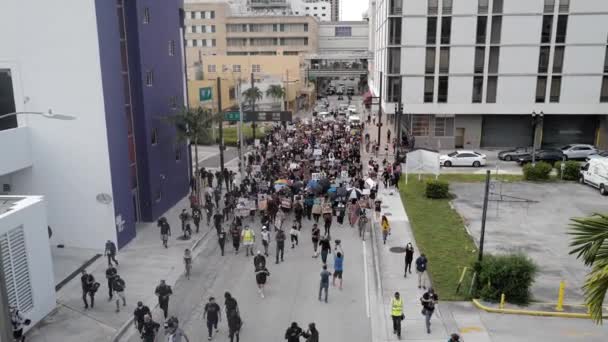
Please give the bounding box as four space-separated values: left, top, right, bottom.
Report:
412 115 431 136
233 64 241 72
472 76 483 103
190 11 196 19
604 46 608 73
424 77 434 102
252 64 261 73
208 64 216 73
193 39 199 47
442 0 453 15
335 26 352 37
388 48 401 74
553 46 564 73
476 16 487 44
550 76 561 102
541 15 553 43
168 40 175 56
488 47 500 73
478 0 489 14
538 47 550 73
439 47 450 73
600 76 608 102
441 17 451 44
192 25 197 33
210 11 215 19
145 70 153 86
169 96 178 109
492 0 503 13
151 128 158 145
490 16 502 44
387 76 402 102
544 0 555 13
212 39 216 47
143 7 150 24
536 76 547 102
304 23 308 32
229 87 236 100
559 0 569 12
389 18 402 45
438 76 448 103
211 25 216 33
425 48 436 73
428 0 438 15
556 15 568 43
426 17 437 44
434 117 454 136
474 47 485 73
486 76 497 103
175 147 181 161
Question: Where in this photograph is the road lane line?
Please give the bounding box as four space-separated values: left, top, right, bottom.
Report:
363 240 371 318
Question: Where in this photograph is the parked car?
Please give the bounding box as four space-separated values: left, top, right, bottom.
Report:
347 86 355 96
586 150 608 161
440 151 487 167
498 147 532 161
560 144 598 160
517 149 564 165
579 158 608 196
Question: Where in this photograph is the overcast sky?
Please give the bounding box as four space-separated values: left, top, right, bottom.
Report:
341 0 368 21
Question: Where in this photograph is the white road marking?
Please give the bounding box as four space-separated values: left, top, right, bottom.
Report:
363 240 371 318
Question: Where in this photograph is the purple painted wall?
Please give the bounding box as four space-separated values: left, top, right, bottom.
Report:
94 0 136 248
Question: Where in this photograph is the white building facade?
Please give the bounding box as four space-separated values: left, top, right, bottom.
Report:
369 0 608 150
294 0 332 21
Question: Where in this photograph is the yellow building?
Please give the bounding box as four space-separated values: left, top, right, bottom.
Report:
187 55 311 112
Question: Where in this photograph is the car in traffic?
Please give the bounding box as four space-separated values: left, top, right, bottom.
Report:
347 86 355 96
516 149 564 165
498 147 532 161
586 150 608 161
579 158 608 196
439 151 487 167
560 144 598 160
347 104 357 114
348 115 361 127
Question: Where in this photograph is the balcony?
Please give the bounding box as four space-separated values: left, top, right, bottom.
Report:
0 127 32 176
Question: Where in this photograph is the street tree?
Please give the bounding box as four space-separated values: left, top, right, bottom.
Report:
266 84 285 110
242 86 263 139
569 213 608 323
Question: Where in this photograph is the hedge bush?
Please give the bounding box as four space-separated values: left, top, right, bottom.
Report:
476 253 537 305
523 161 552 181
425 180 449 199
555 161 581 181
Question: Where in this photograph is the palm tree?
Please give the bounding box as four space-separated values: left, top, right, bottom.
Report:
569 213 608 323
166 107 222 199
266 84 286 110
242 86 263 139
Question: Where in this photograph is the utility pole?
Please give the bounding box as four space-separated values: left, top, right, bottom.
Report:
237 80 245 178
250 72 256 141
377 71 383 148
478 170 491 263
217 77 225 172
0 250 14 342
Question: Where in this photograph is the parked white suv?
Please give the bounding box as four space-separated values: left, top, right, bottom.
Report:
561 144 598 160
579 158 608 196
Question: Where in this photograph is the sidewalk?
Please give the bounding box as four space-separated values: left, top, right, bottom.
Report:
362 110 493 342
26 195 214 342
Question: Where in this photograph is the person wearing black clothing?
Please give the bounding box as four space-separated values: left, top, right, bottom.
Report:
179 209 189 234
192 207 202 233
104 240 118 267
158 218 171 248
218 229 226 256
216 171 224 191
227 309 242 342
311 224 321 258
404 242 414 277
420 288 439 334
140 315 160 342
214 187 222 208
207 172 214 188
319 236 332 265
204 297 221 340
205 200 214 226
294 202 303 226
154 280 173 319
224 292 239 319
80 270 96 309
133 301 151 333
230 225 241 254
106 265 117 300
275 229 286 264
253 251 266 269
112 274 126 312
301 322 319 342
284 322 303 342
213 210 224 234
322 211 332 237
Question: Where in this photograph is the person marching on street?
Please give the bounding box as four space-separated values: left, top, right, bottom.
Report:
230 224 241 254
140 314 160 342
311 223 320 258
133 301 151 334
192 206 202 233
381 215 391 244
255 264 271 298
421 287 439 334
416 253 429 289
318 265 332 303
105 264 117 301
390 292 404 339
284 322 303 342
290 223 300 248
261 226 270 256
404 242 414 277
333 250 344 290
301 322 319 342
241 226 255 257
448 333 462 342
80 270 96 309
104 239 119 267
204 297 221 340
158 217 171 248
322 206 333 237
155 279 173 319
227 309 242 342
319 235 332 265
218 229 227 256
275 228 286 264
112 274 126 313
179 209 190 237
224 292 240 321
213 210 224 235
254 250 266 269
184 248 193 279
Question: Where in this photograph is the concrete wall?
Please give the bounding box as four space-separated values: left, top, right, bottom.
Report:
0 0 118 249
0 127 32 176
0 196 56 331
455 115 482 149
318 21 369 54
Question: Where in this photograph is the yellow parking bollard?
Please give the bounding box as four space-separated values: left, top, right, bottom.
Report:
555 281 565 312
499 293 505 309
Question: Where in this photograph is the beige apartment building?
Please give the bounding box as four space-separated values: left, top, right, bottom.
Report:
184 2 319 79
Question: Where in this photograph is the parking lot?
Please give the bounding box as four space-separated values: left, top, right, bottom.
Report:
451 181 606 303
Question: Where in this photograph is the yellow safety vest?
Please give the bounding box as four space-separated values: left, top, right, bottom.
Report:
243 230 254 242
391 297 403 316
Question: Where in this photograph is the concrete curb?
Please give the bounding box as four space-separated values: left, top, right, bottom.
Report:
110 229 212 342
472 298 607 319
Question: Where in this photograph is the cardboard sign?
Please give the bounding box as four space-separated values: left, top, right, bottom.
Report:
311 172 321 180
362 189 371 195
253 165 261 173
341 170 349 179
254 139 260 147
313 149 323 156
